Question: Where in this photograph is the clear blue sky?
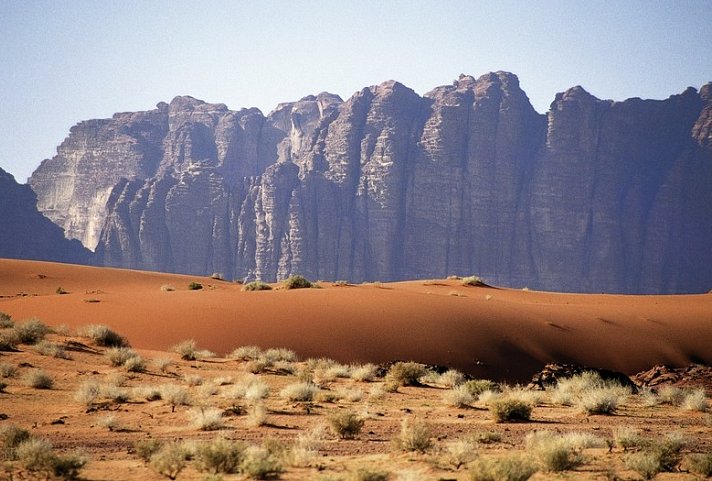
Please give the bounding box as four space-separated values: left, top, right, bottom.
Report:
1 0 710 182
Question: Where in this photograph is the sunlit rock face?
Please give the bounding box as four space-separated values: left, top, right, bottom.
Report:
29 75 712 293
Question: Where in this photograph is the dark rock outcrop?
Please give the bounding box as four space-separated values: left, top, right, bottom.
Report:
28 74 712 293
0 168 92 264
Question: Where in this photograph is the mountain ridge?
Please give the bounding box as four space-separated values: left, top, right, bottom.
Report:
25 72 712 293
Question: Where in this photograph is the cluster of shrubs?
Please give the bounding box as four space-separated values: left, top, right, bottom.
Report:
0 425 86 479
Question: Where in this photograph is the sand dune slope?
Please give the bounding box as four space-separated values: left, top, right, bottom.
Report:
1 259 710 382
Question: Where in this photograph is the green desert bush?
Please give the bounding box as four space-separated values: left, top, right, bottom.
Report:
489 397 532 422
282 274 312 289
469 454 537 481
328 410 365 439
79 324 128 347
150 441 188 480
0 424 31 460
194 437 246 474
25 369 53 389
12 318 50 344
392 418 432 452
242 281 272 291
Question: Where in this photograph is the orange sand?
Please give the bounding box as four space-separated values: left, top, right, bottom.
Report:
1 258 710 382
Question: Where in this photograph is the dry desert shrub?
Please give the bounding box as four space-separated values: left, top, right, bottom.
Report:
160 284 175 292
328 410 365 439
172 339 215 360
612 427 645 451
241 442 284 480
74 380 101 406
442 438 478 470
160 384 192 411
350 363 378 382
123 354 146 372
14 437 87 480
489 397 532 423
246 402 268 427
687 452 712 477
280 382 319 402
443 384 475 408
392 418 432 452
463 379 500 398
0 312 13 328
0 424 31 460
135 439 164 463
35 340 71 359
385 362 429 390
184 374 204 386
354 469 390 481
229 345 263 360
524 430 602 472
625 434 685 479
189 407 225 431
194 437 246 474
0 362 18 378
435 369 465 388
577 387 625 415
153 358 172 372
12 318 50 345
244 379 271 403
461 275 486 287
79 324 128 347
97 414 121 431
469 454 537 481
188 282 203 290
289 424 327 467
25 369 53 389
199 382 220 398
682 388 709 412
150 441 188 480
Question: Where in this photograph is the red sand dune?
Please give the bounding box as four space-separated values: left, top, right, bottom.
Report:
1 258 710 382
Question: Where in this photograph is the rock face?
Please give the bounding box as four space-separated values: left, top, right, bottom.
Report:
0 168 92 264
29 73 712 293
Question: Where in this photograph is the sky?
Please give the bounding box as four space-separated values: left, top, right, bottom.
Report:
1 0 711 183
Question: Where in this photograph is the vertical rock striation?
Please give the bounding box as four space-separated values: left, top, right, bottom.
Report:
28 75 712 293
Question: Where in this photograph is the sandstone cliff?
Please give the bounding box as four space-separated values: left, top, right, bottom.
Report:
29 73 712 293
0 168 92 264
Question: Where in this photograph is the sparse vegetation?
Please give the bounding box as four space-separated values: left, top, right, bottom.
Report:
489 397 532 423
172 339 215 360
12 318 50 344
328 410 364 439
282 274 312 289
194 437 245 474
150 441 188 480
25 369 53 389
461 275 485 287
188 282 203 290
0 312 13 328
354 469 390 481
241 442 284 480
687 452 712 477
1 425 31 460
0 361 18 378
189 407 225 431
280 382 319 402
469 454 537 481
392 418 432 452
385 362 428 389
35 340 71 359
443 384 475 407
242 281 273 291
79 324 128 347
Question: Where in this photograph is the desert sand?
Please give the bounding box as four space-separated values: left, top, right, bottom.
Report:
1 259 710 382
